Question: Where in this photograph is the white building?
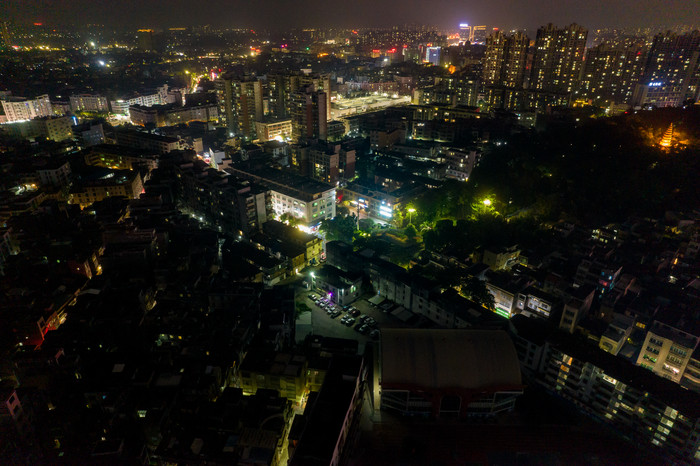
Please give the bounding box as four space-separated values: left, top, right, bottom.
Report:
1 95 52 122
110 85 169 115
70 94 109 113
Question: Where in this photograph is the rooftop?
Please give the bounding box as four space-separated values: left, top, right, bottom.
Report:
381 328 522 390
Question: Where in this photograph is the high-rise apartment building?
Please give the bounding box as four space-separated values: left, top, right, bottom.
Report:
290 85 327 142
483 31 529 88
216 74 263 140
289 72 331 121
265 73 292 119
580 40 647 106
530 23 588 95
632 31 700 108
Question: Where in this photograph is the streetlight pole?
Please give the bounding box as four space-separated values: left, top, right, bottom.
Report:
407 207 416 225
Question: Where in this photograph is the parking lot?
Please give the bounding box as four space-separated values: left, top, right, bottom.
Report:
296 289 409 352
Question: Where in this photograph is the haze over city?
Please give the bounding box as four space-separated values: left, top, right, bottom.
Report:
1 0 699 30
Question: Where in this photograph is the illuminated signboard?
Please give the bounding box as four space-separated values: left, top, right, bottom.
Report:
648 82 663 87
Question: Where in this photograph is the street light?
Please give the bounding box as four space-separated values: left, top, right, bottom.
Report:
407 207 416 225
482 199 492 207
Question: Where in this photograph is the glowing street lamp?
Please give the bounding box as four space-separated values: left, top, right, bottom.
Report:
482 199 492 207
407 207 416 224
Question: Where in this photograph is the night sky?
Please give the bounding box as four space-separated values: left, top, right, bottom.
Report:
1 0 698 31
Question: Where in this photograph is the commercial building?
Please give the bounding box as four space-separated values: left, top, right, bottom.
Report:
379 329 523 418
1 95 53 122
343 181 422 221
425 46 441 66
530 23 588 95
69 94 109 113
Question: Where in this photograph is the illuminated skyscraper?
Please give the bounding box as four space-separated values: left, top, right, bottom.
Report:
483 31 529 88
216 74 263 140
530 23 588 94
425 46 441 66
632 30 700 108
459 24 471 43
580 39 647 106
471 25 488 44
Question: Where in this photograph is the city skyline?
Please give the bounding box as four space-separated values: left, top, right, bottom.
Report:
1 0 699 31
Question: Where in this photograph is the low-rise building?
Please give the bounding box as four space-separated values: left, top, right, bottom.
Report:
115 129 184 154
69 170 144 208
70 94 109 113
313 265 362 306
239 352 308 403
255 118 293 142
635 318 699 384
516 286 559 320
227 167 336 231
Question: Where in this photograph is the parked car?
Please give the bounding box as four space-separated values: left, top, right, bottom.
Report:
344 317 356 327
350 308 361 317
370 329 380 340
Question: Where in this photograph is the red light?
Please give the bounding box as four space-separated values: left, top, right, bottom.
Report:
403 44 408 48
34 22 43 26
387 48 396 53
372 49 381 54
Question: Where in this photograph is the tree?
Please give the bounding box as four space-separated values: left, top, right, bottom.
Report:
461 277 495 310
319 214 357 243
280 212 300 227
